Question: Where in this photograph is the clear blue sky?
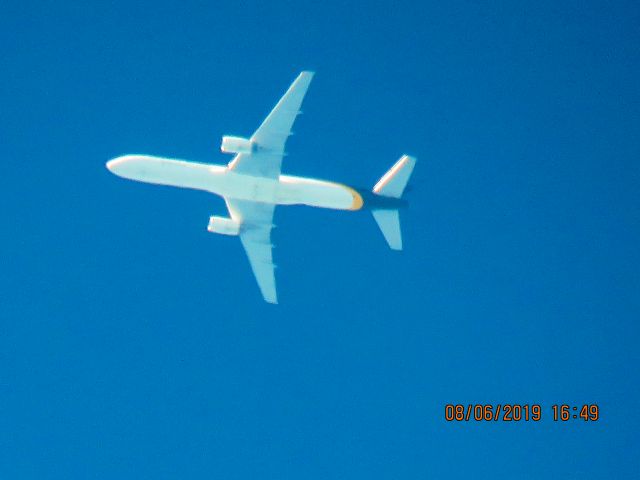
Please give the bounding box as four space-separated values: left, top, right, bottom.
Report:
1 1 639 478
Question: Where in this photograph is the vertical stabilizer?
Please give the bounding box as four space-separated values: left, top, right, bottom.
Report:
371 155 416 250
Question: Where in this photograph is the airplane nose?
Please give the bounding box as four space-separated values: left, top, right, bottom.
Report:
106 156 129 174
106 155 152 180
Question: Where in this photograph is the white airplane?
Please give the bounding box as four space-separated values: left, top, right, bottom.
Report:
106 72 416 304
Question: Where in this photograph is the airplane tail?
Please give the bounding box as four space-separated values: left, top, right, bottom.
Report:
371 155 416 250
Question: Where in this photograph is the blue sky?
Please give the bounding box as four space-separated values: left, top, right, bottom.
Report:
1 1 639 478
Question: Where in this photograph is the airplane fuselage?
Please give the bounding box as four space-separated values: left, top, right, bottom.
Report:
107 155 365 211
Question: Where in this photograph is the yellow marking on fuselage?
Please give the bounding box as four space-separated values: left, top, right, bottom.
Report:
341 185 364 211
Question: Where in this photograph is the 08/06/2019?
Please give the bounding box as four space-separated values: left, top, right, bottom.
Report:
444 404 599 422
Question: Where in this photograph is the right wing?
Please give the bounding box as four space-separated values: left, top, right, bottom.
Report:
225 198 278 304
228 71 314 179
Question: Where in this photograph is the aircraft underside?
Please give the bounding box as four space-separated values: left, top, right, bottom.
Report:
107 71 416 303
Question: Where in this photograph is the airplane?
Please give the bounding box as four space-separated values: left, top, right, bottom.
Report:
106 71 416 304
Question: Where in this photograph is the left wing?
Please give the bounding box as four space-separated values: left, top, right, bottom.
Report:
228 71 314 179
225 198 278 304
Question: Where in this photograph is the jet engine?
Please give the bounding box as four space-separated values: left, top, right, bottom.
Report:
207 216 240 236
220 136 255 154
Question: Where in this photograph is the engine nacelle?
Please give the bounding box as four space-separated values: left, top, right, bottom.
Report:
220 136 255 154
207 216 240 236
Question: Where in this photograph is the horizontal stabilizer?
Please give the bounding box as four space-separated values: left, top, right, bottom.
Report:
372 209 402 250
373 155 416 198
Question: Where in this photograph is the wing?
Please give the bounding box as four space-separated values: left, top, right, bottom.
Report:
228 71 314 179
225 198 278 304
